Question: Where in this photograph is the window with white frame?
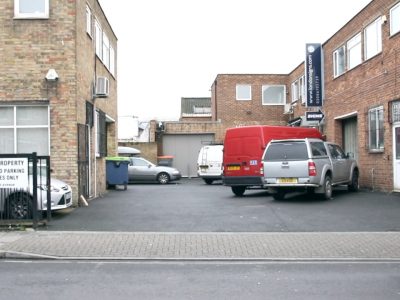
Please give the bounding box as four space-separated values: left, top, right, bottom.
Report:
236 84 251 100
299 75 305 104
347 33 362 70
364 17 382 60
110 45 115 76
333 45 346 77
95 19 102 58
291 76 305 103
102 32 110 69
0 106 49 155
390 2 400 36
14 0 49 19
262 85 286 105
368 106 384 151
86 5 92 36
291 81 299 103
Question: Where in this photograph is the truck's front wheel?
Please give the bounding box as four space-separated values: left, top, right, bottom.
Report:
348 170 359 192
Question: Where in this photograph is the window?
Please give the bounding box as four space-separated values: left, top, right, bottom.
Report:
368 106 384 151
0 106 49 155
291 81 299 103
390 2 400 36
347 33 362 70
193 106 211 114
95 110 107 157
95 19 102 58
291 76 305 103
236 85 251 100
333 45 346 77
299 76 305 104
364 17 382 60
311 142 328 157
327 144 345 159
86 5 92 36
262 85 286 105
102 32 110 69
14 0 49 19
110 45 115 76
264 141 308 161
94 19 115 75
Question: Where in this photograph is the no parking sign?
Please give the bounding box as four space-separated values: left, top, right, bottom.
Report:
0 158 29 188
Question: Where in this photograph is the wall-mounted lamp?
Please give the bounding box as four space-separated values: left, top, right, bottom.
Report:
382 15 387 24
45 68 59 81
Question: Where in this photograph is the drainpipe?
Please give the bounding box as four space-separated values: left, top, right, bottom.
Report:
371 168 375 191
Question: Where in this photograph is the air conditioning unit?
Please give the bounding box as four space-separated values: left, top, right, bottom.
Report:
95 76 109 97
284 104 293 114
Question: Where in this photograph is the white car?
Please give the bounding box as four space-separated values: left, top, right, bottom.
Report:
1 175 73 220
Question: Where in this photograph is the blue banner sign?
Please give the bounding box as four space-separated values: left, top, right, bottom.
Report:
305 43 323 107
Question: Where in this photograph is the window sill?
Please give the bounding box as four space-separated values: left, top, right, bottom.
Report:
368 149 384 154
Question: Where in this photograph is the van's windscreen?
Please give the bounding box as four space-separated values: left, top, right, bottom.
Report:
264 142 308 161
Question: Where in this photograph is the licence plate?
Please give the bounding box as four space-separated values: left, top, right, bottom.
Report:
227 166 240 171
277 178 298 184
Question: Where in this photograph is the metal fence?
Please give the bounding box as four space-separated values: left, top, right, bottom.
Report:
0 153 51 228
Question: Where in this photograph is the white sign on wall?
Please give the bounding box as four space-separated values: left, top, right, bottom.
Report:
0 158 29 188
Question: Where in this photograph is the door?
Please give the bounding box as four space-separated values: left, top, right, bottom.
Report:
343 117 358 161
163 134 215 177
326 143 348 182
77 124 90 199
393 125 400 191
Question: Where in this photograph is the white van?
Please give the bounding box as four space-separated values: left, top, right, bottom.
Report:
197 145 223 184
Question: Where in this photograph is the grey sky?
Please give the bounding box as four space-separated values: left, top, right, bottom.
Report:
98 0 372 122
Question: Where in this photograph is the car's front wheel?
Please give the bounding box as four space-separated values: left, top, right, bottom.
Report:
7 193 33 220
157 172 170 184
348 170 359 192
204 179 213 185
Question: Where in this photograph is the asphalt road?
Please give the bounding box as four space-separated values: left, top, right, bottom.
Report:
44 178 400 232
1 260 399 300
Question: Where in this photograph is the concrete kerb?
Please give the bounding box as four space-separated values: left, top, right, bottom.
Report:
0 231 400 261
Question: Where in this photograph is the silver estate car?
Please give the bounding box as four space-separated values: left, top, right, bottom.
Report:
127 157 181 184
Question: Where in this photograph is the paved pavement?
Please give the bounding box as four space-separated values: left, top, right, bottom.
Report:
1 230 400 261
1 180 400 261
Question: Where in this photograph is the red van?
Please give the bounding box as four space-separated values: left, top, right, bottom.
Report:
222 125 323 196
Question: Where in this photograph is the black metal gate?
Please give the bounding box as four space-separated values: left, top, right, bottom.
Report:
0 153 51 228
78 124 89 199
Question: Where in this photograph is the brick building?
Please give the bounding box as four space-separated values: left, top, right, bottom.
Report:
0 0 118 203
161 0 400 191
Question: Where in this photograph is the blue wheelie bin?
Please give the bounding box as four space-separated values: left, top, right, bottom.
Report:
105 157 130 190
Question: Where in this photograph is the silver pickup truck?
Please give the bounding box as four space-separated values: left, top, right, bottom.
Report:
261 138 359 200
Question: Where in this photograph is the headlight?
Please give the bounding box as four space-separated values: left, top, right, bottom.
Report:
38 184 60 192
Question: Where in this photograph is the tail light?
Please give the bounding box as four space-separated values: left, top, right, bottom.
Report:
308 161 317 176
260 162 264 175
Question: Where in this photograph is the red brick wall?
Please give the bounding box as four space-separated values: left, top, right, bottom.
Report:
322 0 400 191
211 74 290 127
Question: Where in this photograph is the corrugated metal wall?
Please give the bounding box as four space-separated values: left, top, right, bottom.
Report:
162 134 214 177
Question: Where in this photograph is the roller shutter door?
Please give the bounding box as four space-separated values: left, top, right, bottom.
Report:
163 134 214 177
343 117 358 161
